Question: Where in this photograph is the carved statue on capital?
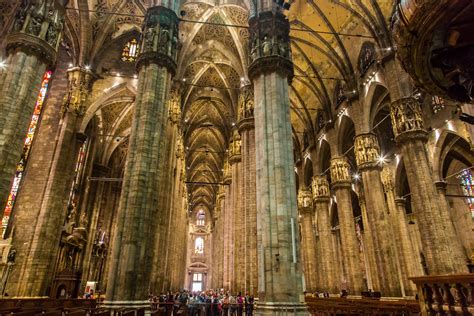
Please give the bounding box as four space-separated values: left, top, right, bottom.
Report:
238 85 254 122
297 186 313 211
248 11 293 80
330 157 351 184
390 97 425 140
354 133 381 168
8 0 64 64
168 88 182 124
311 175 330 200
62 67 94 116
229 130 241 162
137 6 180 75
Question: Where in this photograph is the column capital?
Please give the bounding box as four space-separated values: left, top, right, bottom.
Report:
390 97 427 143
248 11 293 81
330 157 352 186
311 175 330 202
297 186 313 213
6 0 65 66
237 84 255 130
136 6 179 76
354 133 381 170
228 130 241 164
62 67 95 116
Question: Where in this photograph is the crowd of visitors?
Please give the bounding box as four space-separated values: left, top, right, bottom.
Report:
149 290 255 316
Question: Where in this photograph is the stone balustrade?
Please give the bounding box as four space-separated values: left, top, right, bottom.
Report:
410 274 474 315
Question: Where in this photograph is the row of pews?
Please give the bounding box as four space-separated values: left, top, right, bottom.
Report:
0 299 164 315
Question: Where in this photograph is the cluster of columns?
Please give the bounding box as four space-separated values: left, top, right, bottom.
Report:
0 3 187 303
297 58 469 297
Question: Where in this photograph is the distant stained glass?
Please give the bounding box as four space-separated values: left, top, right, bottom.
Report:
122 38 139 62
459 169 474 218
2 70 53 237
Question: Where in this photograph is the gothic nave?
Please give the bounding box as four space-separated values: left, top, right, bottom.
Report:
0 0 473 314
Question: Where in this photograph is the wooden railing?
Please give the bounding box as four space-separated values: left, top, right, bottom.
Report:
410 273 474 315
305 297 420 315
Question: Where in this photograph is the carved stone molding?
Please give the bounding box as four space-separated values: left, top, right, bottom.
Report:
311 175 330 201
330 157 351 186
354 133 381 170
136 6 179 76
6 0 64 66
248 11 293 81
390 97 427 143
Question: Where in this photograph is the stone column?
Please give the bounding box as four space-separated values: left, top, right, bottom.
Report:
297 187 317 293
354 133 400 296
237 84 258 296
104 6 179 308
222 157 232 290
330 157 364 294
0 0 64 214
248 11 307 314
381 168 418 296
389 97 468 274
311 175 335 293
6 63 93 296
229 130 243 292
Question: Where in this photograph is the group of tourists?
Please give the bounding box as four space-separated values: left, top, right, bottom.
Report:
149 290 255 316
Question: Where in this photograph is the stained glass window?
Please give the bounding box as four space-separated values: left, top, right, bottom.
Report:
196 210 205 226
121 38 139 62
195 237 204 254
2 70 53 237
459 169 474 218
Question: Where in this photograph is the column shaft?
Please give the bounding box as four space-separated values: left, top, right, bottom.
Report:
105 6 179 306
330 157 364 294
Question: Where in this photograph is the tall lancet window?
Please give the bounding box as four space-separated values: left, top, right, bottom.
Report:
122 38 139 62
2 70 53 237
195 237 204 254
196 210 205 226
459 169 474 218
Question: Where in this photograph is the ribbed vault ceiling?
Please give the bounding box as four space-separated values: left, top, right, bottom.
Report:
52 0 395 218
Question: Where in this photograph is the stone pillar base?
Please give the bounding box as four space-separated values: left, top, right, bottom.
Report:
102 300 150 310
255 302 309 316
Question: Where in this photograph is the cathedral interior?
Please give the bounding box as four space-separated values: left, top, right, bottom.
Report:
0 0 473 314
